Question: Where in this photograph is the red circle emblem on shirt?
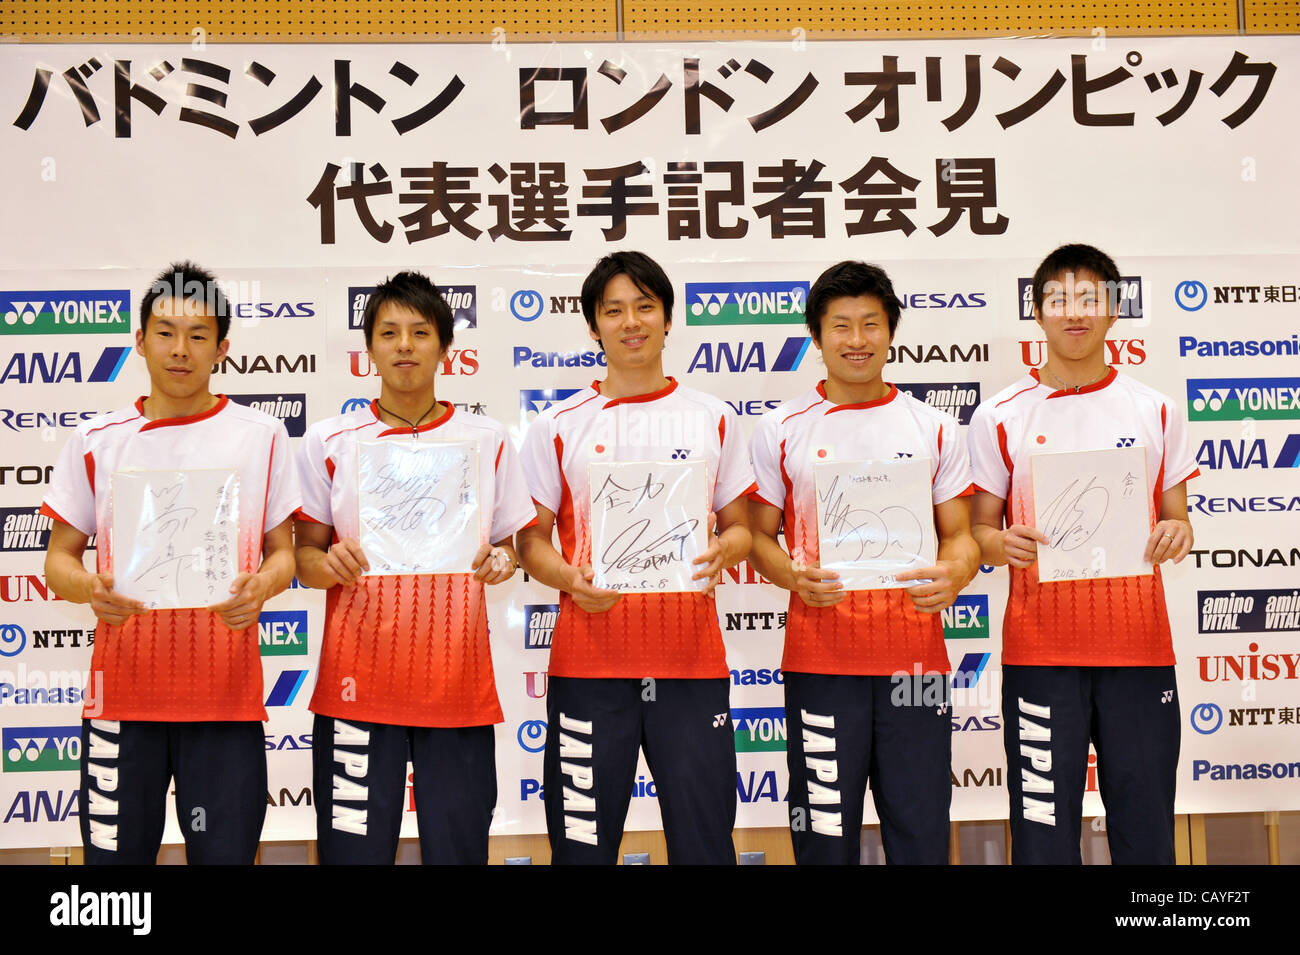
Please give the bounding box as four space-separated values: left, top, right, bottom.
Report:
1036 435 1046 444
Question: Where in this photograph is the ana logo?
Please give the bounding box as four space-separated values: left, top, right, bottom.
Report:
2 726 82 772
520 389 581 419
1196 436 1300 470
341 397 370 414
1018 276 1142 319
684 281 809 326
731 707 786 752
517 719 546 753
2 789 79 823
0 624 26 657
512 347 606 369
942 596 989 639
524 604 558 649
687 337 811 374
510 289 545 322
1186 378 1300 421
1 291 131 335
1198 588 1300 633
257 610 308 656
264 670 309 707
0 347 131 385
1 508 94 552
894 382 981 425
1178 335 1300 359
228 393 307 438
1175 280 1208 312
1190 702 1223 735
950 652 990 689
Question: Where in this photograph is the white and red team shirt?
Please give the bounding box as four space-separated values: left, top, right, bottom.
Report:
297 401 536 727
969 368 1200 667
750 382 973 676
40 396 300 722
520 379 757 679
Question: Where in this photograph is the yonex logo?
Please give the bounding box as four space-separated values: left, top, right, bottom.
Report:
264 670 309 707
1161 689 1174 703
2 300 42 326
517 719 546 753
1187 378 1300 422
942 596 989 640
712 712 729 728
258 610 308 657
0 624 26 657
524 604 558 650
731 707 785 752
1190 702 1223 734
511 289 545 322
684 281 809 326
671 449 691 460
1116 437 1136 447
0 291 131 336
1175 280 1208 312
520 389 581 419
2 726 81 772
896 452 914 458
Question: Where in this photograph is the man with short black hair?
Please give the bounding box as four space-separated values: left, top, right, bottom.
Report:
43 261 300 864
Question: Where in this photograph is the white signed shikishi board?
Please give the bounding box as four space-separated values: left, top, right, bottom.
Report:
357 439 481 575
1031 446 1153 582
111 468 240 608
812 457 937 590
589 458 709 593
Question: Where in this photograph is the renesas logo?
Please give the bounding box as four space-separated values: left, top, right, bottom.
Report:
1 291 130 335
1198 589 1300 634
258 610 308 656
1187 378 1300 421
1018 276 1142 319
520 389 581 420
900 290 987 310
0 347 131 384
942 595 989 639
725 398 781 417
347 350 477 377
688 338 811 374
228 393 307 438
1179 334 1299 359
732 707 786 752
0 409 100 433
2 726 81 772
1020 340 1144 366
231 301 316 320
348 285 477 330
1195 435 1300 470
1187 496 1300 517
524 604 558 650
512 347 606 369
685 281 809 326
895 382 981 425
2 508 95 552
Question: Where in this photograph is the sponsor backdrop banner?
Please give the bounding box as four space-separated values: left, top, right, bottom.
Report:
1 37 1297 848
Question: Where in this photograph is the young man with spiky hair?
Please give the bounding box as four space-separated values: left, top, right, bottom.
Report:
42 261 300 864
295 271 535 864
968 243 1198 864
747 260 980 865
517 251 755 865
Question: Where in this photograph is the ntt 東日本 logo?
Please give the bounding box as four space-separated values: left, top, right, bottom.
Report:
1190 703 1223 735
510 290 545 322
517 719 546 753
1175 280 1208 312
0 624 27 657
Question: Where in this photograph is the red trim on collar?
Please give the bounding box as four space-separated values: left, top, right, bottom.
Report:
597 376 679 408
375 400 454 437
139 395 229 431
1042 366 1118 399
822 381 898 413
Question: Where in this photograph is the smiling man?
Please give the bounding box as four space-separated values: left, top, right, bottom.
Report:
968 244 1199 864
517 251 755 865
747 260 980 864
42 261 300 864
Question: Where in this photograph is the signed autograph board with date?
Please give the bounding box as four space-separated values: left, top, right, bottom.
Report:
1031 446 1152 582
111 468 240 609
813 457 936 590
357 439 481 575
589 458 708 593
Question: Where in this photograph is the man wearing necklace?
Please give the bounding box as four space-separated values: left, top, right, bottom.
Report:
968 243 1199 864
295 271 536 864
42 261 301 863
747 260 980 864
517 251 755 864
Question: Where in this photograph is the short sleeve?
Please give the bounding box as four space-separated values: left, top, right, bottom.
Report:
749 413 786 510
932 415 975 505
491 431 540 541
296 423 334 525
712 407 757 510
41 426 96 536
520 413 562 515
1161 400 1199 489
263 421 302 531
968 402 1009 501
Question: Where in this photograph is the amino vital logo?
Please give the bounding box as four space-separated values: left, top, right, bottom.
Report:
1197 589 1300 634
942 595 989 639
346 285 477 330
264 670 309 706
228 393 307 438
731 706 787 752
1 291 131 335
685 281 809 326
2 725 82 772
1187 378 1300 421
0 347 131 384
894 382 981 425
687 337 810 374
1017 276 1143 319
950 652 990 689
1 508 94 552
524 604 558 649
258 610 309 656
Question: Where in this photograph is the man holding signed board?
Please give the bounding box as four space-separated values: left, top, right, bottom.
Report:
748 261 981 865
42 262 301 864
969 244 1198 864
517 251 756 865
294 272 536 865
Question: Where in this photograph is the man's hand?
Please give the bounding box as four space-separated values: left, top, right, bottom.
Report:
691 512 725 598
898 561 966 614
567 564 622 613
319 538 370 586
1145 518 1193 565
1002 524 1050 568
88 573 146 627
472 543 518 585
793 563 846 608
208 572 273 630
